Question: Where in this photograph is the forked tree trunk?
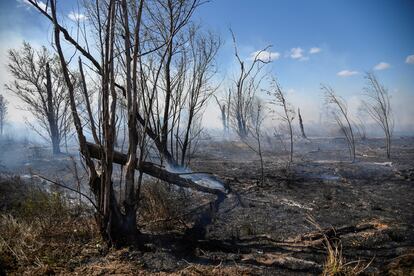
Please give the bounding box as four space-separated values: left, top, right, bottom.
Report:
92 176 139 246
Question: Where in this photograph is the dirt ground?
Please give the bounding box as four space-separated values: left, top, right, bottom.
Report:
1 136 413 275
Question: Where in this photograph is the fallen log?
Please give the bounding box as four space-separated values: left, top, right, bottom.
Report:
86 142 228 196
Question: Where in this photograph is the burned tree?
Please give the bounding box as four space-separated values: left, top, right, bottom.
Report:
322 85 356 162
6 42 72 154
178 27 220 166
0 95 7 136
298 108 307 139
213 94 227 134
127 1 220 167
213 89 231 135
27 0 224 246
267 78 295 163
362 73 393 158
243 97 265 185
229 30 271 139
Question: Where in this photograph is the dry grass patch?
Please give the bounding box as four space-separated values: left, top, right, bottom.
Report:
0 175 98 274
138 180 194 232
307 216 373 276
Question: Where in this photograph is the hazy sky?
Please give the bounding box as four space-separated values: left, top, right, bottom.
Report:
0 0 413 134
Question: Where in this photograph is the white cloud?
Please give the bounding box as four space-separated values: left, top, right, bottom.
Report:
406 54 414 64
249 50 280 62
290 47 303 59
68 12 87 22
18 0 48 12
309 47 321 54
17 0 30 9
373 62 390 71
337 70 359 77
289 47 309 61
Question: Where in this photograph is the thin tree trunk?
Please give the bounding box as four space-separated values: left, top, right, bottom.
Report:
298 108 307 139
45 62 61 155
257 135 264 185
288 120 293 163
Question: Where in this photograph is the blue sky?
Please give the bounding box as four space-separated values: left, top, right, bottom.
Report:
0 0 413 132
193 0 414 91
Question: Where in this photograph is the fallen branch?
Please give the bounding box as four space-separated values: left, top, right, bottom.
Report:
241 253 321 272
297 223 376 242
32 173 99 210
31 172 99 211
86 142 228 196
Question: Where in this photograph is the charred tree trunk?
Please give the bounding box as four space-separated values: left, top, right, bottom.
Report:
161 28 174 161
92 176 139 246
221 105 227 132
180 107 195 166
298 108 307 139
289 122 293 163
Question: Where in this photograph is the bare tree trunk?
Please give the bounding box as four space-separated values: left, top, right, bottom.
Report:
121 0 144 240
161 24 174 161
386 130 391 159
298 108 307 139
213 95 227 134
45 62 61 155
181 110 193 166
288 119 293 163
343 114 355 162
257 133 264 185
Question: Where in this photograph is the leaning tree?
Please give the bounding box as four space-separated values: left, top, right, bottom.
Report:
322 85 356 162
27 0 223 246
266 77 295 163
6 42 73 154
362 73 393 158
